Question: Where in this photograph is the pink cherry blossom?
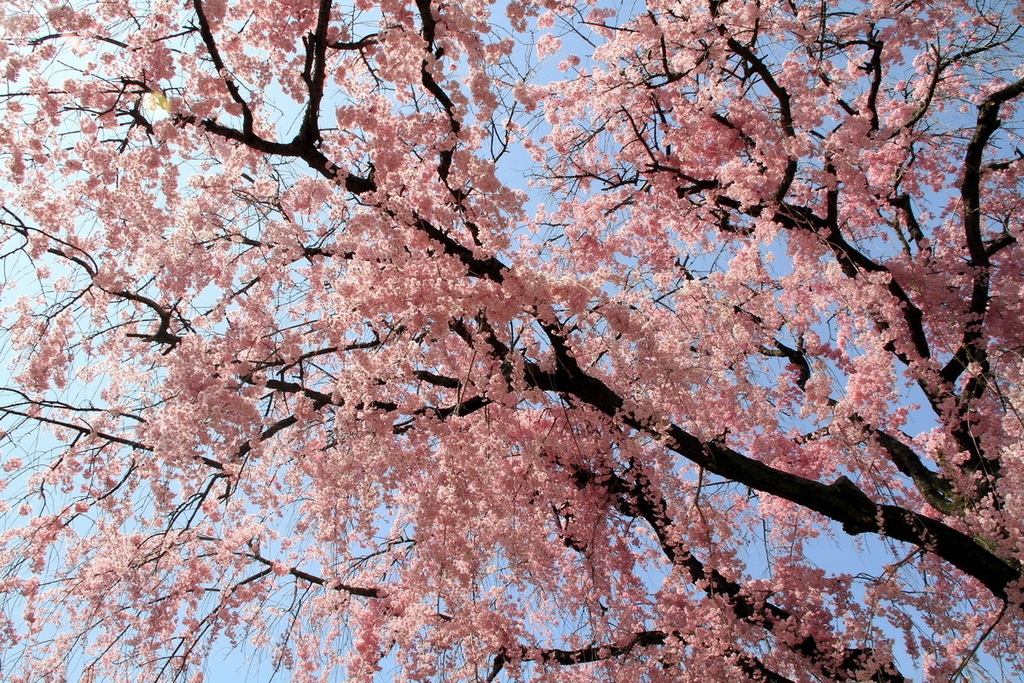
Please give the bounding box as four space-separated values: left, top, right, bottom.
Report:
1 0 1024 681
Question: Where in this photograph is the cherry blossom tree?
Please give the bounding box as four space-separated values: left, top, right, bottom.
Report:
2 0 1024 680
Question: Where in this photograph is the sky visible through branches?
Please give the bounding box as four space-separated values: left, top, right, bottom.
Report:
2 0 1024 681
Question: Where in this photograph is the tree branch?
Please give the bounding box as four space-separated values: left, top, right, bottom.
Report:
295 0 334 146
488 631 797 682
518 326 1019 601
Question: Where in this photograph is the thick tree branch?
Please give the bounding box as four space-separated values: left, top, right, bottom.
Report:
869 426 957 514
191 0 255 135
179 114 506 280
245 552 381 598
296 0 334 146
518 326 1020 600
943 76 1024 392
487 632 797 683
761 339 956 513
